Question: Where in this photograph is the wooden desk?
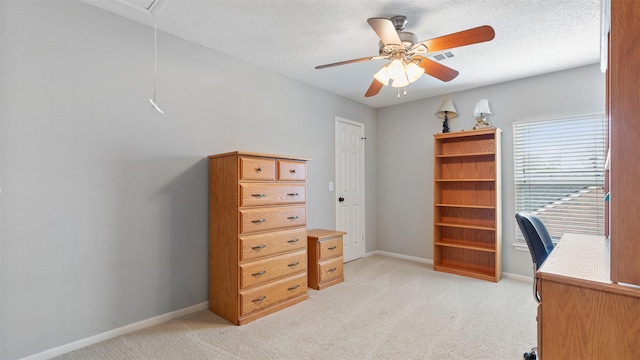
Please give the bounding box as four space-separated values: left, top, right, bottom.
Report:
537 233 640 359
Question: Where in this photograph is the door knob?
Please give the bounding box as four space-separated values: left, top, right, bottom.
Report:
338 197 345 202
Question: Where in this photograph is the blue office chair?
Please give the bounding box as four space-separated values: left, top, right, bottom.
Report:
515 212 555 360
515 212 554 302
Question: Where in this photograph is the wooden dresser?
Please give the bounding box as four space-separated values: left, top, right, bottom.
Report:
208 151 309 325
307 229 346 290
537 233 640 359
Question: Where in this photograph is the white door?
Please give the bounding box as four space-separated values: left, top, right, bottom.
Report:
335 117 365 262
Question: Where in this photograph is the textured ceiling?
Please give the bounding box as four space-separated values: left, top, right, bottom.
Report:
81 0 603 109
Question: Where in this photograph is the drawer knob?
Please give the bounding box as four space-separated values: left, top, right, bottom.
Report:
286 193 299 197
328 267 338 273
251 244 266 250
251 219 267 224
327 246 337 250
287 262 300 267
251 193 267 198
256 166 263 173
287 238 300 244
251 296 266 303
287 284 300 291
287 216 299 220
251 270 266 277
289 169 296 174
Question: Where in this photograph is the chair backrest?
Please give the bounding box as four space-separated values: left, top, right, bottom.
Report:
515 212 555 270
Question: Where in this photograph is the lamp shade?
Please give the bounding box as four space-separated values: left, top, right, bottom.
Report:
405 61 424 83
391 74 409 88
387 59 405 80
373 65 390 86
473 99 492 117
435 100 458 119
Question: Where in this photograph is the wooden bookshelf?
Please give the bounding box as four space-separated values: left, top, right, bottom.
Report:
433 129 502 282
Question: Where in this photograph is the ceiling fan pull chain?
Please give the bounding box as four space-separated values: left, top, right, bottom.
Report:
403 87 407 96
149 13 164 114
397 88 400 98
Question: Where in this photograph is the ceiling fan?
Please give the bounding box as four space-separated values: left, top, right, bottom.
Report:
315 16 495 97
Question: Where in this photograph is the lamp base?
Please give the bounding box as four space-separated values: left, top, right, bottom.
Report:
442 117 450 133
473 116 491 130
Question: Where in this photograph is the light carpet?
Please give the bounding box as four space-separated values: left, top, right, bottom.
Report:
54 255 537 359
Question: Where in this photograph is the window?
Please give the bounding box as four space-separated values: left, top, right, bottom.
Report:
513 113 607 244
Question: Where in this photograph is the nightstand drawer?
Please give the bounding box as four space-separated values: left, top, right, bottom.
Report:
240 273 307 315
319 237 343 260
240 184 306 207
318 256 343 284
240 228 306 261
240 250 307 288
277 160 306 181
240 157 275 181
240 206 306 234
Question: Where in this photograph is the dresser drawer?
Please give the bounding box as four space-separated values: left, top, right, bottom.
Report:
240 206 306 234
240 228 306 262
277 160 306 181
240 273 307 316
318 256 343 284
240 157 275 181
319 237 343 260
239 184 306 207
240 250 307 288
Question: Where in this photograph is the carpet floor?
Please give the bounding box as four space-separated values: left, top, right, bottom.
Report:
54 255 537 359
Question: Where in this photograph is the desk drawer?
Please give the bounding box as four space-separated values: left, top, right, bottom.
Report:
318 256 343 284
240 273 307 315
319 237 343 260
240 250 307 288
240 206 306 234
240 184 306 207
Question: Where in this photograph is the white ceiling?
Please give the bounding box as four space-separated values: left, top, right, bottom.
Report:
81 0 603 109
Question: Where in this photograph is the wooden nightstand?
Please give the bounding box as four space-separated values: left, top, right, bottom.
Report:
307 229 346 290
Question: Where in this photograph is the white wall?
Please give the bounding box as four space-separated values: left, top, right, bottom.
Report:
376 64 605 276
0 1 605 358
0 1 376 358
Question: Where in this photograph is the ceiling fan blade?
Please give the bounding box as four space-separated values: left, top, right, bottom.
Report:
316 55 385 69
367 18 402 46
365 79 384 97
415 25 495 53
415 56 459 82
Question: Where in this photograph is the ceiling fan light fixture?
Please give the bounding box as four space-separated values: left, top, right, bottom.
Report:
373 65 390 86
405 61 424 83
391 74 409 88
387 59 405 80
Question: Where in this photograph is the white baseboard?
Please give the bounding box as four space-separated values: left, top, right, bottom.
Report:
502 272 533 283
21 301 209 360
365 250 532 283
365 250 433 265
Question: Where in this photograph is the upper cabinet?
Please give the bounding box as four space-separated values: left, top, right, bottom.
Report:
609 0 640 286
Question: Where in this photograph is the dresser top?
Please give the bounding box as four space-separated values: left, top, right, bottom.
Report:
207 151 310 161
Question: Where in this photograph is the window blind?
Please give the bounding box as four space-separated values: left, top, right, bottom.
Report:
513 114 607 244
